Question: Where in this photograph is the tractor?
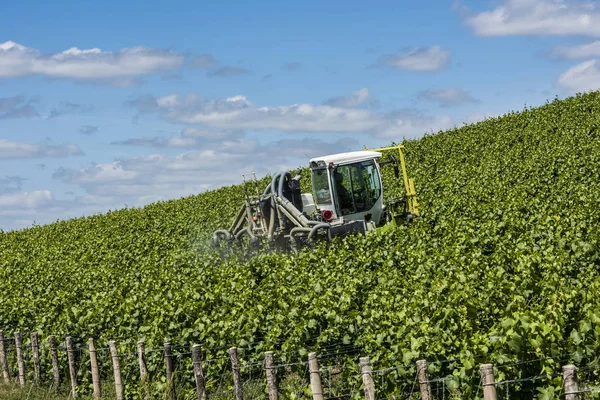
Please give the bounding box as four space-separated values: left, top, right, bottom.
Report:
213 145 419 251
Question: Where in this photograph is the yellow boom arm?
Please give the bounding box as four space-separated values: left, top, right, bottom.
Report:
365 144 420 217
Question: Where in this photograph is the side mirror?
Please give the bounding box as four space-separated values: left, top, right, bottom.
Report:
378 154 400 178
389 154 399 179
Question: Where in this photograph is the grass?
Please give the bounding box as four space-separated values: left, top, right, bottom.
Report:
0 379 268 400
0 382 73 399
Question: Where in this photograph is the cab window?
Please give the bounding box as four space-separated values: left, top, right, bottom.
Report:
334 160 381 215
311 168 332 205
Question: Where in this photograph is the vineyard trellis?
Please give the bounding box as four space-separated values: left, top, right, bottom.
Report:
0 329 599 399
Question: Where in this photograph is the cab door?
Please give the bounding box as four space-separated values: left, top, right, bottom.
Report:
332 160 383 224
311 168 339 219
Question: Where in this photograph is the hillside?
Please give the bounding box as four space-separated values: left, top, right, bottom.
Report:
2 92 600 397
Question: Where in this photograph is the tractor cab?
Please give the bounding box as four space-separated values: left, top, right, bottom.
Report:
309 151 384 226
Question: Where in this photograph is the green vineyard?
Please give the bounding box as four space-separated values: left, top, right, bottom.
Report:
2 91 600 399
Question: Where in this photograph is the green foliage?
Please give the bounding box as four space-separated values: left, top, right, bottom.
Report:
3 92 600 398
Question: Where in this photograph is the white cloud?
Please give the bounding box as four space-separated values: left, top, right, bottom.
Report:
165 97 382 132
0 193 124 231
550 41 600 59
0 140 83 159
557 59 600 92
464 0 600 37
53 163 138 184
377 46 450 72
0 40 185 80
0 190 52 209
113 127 233 148
377 110 453 139
181 127 229 139
116 136 198 148
323 88 372 108
128 92 452 138
417 88 479 108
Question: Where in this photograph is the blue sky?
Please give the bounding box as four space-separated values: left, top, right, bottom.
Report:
1 0 600 230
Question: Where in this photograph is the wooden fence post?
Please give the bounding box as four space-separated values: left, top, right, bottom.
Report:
49 335 60 390
66 336 78 399
480 364 497 400
416 359 432 400
360 356 375 400
31 332 40 384
0 330 9 383
109 341 124 400
88 338 101 399
164 342 176 400
230 347 243 400
563 364 579 400
137 340 149 400
14 331 25 387
265 351 278 400
192 344 206 400
308 352 324 400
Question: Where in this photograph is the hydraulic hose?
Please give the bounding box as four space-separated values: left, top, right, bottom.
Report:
308 223 331 240
289 227 312 253
290 227 312 236
277 172 292 199
260 178 277 241
270 173 282 196
263 181 273 196
288 223 330 251
262 183 272 196
270 172 287 230
235 226 257 243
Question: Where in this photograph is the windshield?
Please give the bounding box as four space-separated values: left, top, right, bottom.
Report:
334 160 381 215
311 168 332 205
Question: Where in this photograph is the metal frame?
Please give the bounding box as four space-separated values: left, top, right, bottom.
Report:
364 144 420 217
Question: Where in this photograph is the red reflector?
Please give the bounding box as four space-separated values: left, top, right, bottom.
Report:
322 210 333 221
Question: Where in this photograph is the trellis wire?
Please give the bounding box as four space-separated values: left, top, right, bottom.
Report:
2 331 600 399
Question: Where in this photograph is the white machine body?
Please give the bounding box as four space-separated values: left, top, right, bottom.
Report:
308 151 384 226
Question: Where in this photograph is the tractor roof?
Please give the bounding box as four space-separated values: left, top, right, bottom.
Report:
310 151 382 166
